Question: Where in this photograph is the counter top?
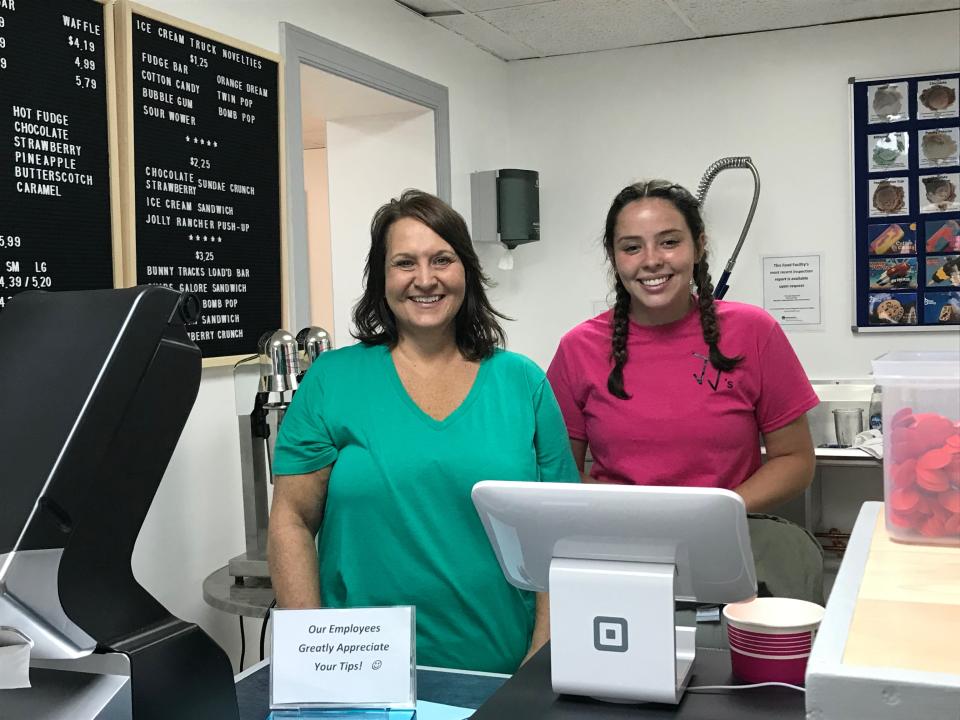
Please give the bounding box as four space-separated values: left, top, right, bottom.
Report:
806 502 960 720
760 445 882 468
235 660 507 720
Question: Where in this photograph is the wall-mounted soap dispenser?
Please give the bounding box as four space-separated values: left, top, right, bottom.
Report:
470 169 540 248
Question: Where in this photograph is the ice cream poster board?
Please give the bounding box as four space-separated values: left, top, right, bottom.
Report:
0 0 120 314
851 71 960 331
113 1 285 365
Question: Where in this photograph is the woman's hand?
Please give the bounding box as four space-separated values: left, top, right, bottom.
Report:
569 438 593 482
268 466 332 608
522 592 551 666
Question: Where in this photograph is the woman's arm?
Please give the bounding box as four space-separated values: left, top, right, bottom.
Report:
569 437 595 482
268 466 331 608
522 592 551 665
734 415 815 514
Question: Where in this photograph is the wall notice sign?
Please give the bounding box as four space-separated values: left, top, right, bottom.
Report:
762 254 822 327
270 607 415 710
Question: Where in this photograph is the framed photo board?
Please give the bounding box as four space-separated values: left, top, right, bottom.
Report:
851 71 960 331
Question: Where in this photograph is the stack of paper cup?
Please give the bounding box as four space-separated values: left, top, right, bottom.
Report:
723 597 825 685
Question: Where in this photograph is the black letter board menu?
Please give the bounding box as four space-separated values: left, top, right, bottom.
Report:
116 3 283 362
851 71 960 331
0 0 117 312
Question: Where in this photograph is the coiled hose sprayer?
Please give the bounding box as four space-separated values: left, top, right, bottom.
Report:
695 157 760 300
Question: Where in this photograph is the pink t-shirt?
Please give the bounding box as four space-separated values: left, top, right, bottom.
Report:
546 300 818 490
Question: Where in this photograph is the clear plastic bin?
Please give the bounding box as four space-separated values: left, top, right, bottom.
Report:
872 351 960 546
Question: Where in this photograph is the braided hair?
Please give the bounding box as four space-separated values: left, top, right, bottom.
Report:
604 180 743 399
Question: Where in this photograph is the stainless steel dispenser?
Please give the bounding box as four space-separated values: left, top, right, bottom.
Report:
228 327 332 582
297 326 332 364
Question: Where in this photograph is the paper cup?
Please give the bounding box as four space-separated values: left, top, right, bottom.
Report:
723 597 825 685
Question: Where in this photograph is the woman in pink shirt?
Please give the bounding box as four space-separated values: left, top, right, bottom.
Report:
547 180 818 513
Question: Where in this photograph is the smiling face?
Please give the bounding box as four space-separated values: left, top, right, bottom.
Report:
612 198 702 326
384 217 466 340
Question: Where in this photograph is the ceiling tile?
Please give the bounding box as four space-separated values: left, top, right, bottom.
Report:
477 0 699 56
674 0 960 36
395 0 461 14
434 12 542 59
456 0 558 11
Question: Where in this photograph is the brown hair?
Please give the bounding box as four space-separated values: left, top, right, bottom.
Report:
352 189 508 360
603 180 742 399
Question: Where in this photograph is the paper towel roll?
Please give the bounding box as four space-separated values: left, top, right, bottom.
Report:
0 628 33 689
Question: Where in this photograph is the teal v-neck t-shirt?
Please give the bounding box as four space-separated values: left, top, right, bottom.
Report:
272 343 579 673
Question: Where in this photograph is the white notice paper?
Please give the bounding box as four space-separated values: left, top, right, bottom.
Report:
762 254 822 328
270 606 415 709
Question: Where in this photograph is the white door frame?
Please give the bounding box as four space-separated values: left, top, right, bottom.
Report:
280 23 451 331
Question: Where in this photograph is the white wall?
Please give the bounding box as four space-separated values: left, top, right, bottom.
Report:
131 364 244 658
490 11 960 378
304 148 334 331
305 108 436 350
327 110 437 348
129 0 512 672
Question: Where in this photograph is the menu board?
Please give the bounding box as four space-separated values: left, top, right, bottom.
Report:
117 3 283 361
851 71 960 331
0 0 117 312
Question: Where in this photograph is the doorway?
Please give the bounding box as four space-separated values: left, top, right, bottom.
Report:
300 65 436 347
281 23 450 344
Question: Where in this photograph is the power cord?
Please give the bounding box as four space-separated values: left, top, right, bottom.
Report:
687 682 805 693
238 615 246 671
260 598 278 662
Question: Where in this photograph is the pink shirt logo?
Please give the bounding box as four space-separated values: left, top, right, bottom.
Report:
692 352 734 391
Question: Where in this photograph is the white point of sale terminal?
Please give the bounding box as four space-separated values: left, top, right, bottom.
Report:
472 482 757 704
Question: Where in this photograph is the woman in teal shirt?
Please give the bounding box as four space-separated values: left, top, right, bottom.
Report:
268 190 578 673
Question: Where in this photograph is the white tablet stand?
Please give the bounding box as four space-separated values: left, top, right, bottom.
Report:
472 482 757 705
